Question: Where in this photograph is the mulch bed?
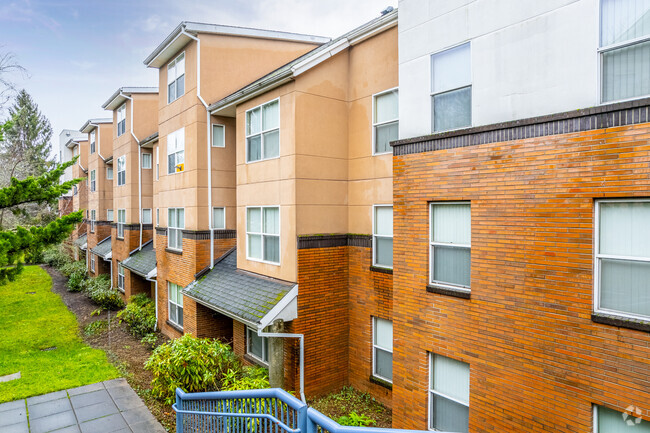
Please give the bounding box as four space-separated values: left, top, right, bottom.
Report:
44 265 175 431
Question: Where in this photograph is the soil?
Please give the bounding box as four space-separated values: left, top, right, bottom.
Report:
44 265 176 431
309 386 392 428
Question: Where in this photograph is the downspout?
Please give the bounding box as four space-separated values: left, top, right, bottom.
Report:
181 30 214 268
257 330 306 403
120 93 143 250
109 260 113 289
146 275 158 331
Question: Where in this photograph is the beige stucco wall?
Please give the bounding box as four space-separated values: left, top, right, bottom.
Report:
71 140 88 214
87 124 113 222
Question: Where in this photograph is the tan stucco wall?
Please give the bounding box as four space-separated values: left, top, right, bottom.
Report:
87 124 113 222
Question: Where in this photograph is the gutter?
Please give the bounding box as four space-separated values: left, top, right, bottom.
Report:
257 330 306 403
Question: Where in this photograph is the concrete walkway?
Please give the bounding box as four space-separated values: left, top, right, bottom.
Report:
0 379 166 433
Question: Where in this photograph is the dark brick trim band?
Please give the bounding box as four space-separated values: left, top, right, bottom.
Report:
426 284 471 300
96 220 113 226
182 229 237 240
156 227 167 235
297 234 373 249
369 375 393 390
370 266 393 275
393 97 650 156
591 313 650 333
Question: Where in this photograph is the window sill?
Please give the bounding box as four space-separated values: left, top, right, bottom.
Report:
369 375 393 390
165 248 183 255
116 236 124 241
166 320 184 333
592 313 650 333
426 284 471 299
116 287 125 294
244 354 269 367
370 266 393 275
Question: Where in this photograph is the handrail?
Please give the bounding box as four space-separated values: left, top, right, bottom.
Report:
172 405 302 433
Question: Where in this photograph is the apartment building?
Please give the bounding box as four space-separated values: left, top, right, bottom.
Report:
391 0 650 432
57 129 85 217
80 118 113 277
66 136 89 241
101 87 158 297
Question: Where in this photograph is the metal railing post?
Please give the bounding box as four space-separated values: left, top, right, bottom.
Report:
176 389 182 433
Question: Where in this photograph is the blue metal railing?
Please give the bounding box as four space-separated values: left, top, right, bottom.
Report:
172 388 433 433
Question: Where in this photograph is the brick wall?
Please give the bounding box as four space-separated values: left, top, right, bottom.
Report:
392 122 650 431
112 227 153 298
183 298 234 341
86 224 112 277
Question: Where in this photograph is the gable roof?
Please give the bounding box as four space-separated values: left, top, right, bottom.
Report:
121 241 156 278
102 87 159 111
73 233 87 248
90 236 112 260
79 118 112 133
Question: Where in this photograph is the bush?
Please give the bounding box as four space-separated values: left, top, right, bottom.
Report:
85 275 125 310
60 260 86 277
145 334 241 404
117 294 156 338
66 268 87 292
222 366 270 391
337 412 376 427
42 245 72 268
141 333 158 350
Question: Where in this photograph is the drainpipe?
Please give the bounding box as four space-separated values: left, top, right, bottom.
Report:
119 93 143 250
257 329 306 403
109 260 113 289
181 30 214 268
146 276 158 331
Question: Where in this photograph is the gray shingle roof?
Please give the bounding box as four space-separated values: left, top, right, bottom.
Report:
90 236 111 259
184 249 295 327
122 241 156 278
73 233 87 247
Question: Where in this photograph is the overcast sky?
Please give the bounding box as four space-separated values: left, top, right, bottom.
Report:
0 0 397 158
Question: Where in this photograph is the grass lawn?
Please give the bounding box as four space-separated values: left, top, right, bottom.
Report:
0 265 119 402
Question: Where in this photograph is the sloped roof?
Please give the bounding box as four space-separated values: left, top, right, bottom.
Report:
184 248 296 327
90 236 111 259
122 241 156 278
73 233 87 247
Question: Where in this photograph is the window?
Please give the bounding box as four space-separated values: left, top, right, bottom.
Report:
117 263 125 292
155 147 159 180
117 209 126 239
90 254 96 273
106 166 113 180
167 52 185 104
431 42 471 132
90 209 96 233
212 207 225 229
117 155 126 186
594 405 650 432
245 100 279 162
246 327 269 364
595 200 650 320
107 209 113 221
246 207 280 263
373 89 398 154
156 208 159 226
90 130 96 154
429 354 470 433
73 185 78 195
168 282 183 327
212 124 225 147
167 128 185 174
372 317 393 382
168 208 185 251
430 203 471 291
142 153 152 169
600 0 650 103
373 205 393 268
117 103 126 136
90 170 96 192
142 208 152 224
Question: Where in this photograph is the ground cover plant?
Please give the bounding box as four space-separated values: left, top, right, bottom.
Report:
309 386 391 428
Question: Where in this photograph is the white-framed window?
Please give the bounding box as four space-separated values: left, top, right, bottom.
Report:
107 209 113 222
595 199 650 320
431 42 471 132
90 130 96 154
246 206 280 264
600 0 650 103
117 103 126 136
90 169 96 192
156 208 159 226
90 254 96 273
117 263 125 292
373 205 393 269
117 209 126 239
246 327 269 364
245 99 279 163
372 88 398 155
168 282 183 327
430 202 471 291
142 153 152 169
142 208 152 224
212 124 225 147
594 404 650 432
73 185 78 195
167 52 185 104
372 317 393 382
117 155 126 186
167 128 185 174
155 147 159 180
90 209 96 233
429 354 470 432
212 207 225 229
106 166 113 180
168 207 184 251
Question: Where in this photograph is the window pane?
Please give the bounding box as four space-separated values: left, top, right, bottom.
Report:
247 108 261 135
142 209 151 224
249 329 264 359
430 394 469 433
177 286 183 307
375 122 398 154
178 306 183 327
169 305 177 323
169 284 177 303
263 207 279 234
374 318 392 350
374 348 393 381
600 258 650 317
212 207 225 229
375 237 393 268
600 201 650 257
167 60 176 84
433 354 470 404
432 203 471 245
212 124 225 147
598 405 650 432
168 82 175 103
602 41 650 102
600 0 650 46
375 90 398 123
247 136 262 162
375 206 393 236
433 86 472 132
262 101 279 130
433 246 471 287
177 209 184 228
168 154 175 174
247 208 261 233
432 42 471 93
264 235 280 263
176 53 185 74
248 234 262 259
177 74 185 97
262 130 280 159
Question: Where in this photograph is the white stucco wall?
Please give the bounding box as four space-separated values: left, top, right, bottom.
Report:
398 0 600 139
58 129 84 184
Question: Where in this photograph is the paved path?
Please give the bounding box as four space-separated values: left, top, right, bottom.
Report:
0 379 166 433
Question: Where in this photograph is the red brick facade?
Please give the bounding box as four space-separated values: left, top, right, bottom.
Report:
111 227 153 299
391 122 650 431
87 223 112 277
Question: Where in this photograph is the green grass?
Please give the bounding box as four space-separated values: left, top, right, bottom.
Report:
0 266 119 402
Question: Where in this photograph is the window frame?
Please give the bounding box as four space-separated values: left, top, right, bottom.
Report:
167 52 185 104
212 123 226 148
89 130 96 154
117 103 126 137
90 209 96 233
117 209 126 240
429 201 472 292
155 147 159 180
117 155 126 186
167 282 184 328
372 317 393 383
245 206 281 265
428 353 470 432
106 166 113 180
212 207 226 230
117 262 125 292
430 41 472 133
107 209 113 222
142 208 152 224
142 153 152 169
246 326 269 365
372 87 399 156
373 204 393 269
245 99 280 163
90 254 95 273
90 169 96 192
168 207 185 251
167 128 185 175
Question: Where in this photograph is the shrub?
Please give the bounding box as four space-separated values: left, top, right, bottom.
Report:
83 320 107 337
66 269 87 292
144 334 241 404
337 412 376 427
117 294 156 338
60 260 85 278
222 366 270 391
141 333 158 350
42 245 72 268
85 275 125 310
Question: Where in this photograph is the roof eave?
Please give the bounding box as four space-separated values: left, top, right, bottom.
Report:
183 291 259 329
